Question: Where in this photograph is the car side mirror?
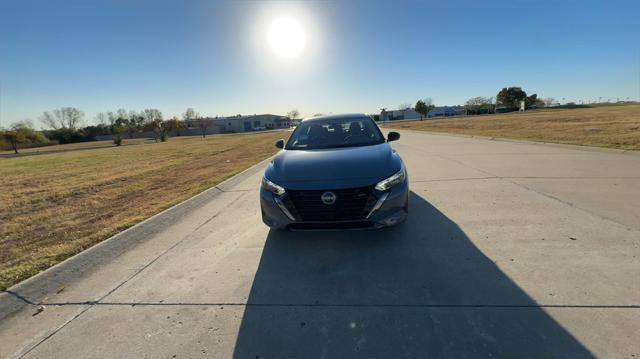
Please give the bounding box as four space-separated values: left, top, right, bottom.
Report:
275 139 285 149
387 132 400 142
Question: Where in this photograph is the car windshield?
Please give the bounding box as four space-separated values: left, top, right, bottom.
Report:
286 117 385 150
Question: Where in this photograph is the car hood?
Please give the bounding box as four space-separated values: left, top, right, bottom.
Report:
265 143 402 189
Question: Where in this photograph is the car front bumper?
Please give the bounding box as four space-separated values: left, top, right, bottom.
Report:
260 179 409 230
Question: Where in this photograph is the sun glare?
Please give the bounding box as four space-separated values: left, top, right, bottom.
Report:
267 17 306 59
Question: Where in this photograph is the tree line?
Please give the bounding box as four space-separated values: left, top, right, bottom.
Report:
465 87 556 114
1 107 209 153
399 87 556 119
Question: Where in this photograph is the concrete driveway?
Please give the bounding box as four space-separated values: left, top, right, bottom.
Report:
1 130 639 358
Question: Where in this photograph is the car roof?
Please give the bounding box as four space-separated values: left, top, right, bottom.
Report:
301 113 372 123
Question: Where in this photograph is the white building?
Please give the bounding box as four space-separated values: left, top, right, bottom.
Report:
378 108 423 121
186 114 291 133
427 106 466 118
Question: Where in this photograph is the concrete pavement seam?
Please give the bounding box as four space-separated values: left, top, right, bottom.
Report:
3 291 35 306
17 305 93 359
29 302 640 309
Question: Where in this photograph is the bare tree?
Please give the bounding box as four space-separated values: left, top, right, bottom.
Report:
39 107 84 130
39 112 57 129
106 111 117 127
95 112 108 126
142 109 163 124
183 107 199 123
543 97 557 107
117 109 128 121
397 103 412 111
464 96 494 114
286 109 300 120
195 116 209 138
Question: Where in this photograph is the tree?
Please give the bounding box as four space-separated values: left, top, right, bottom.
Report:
195 117 210 138
543 97 557 107
142 109 165 141
525 93 544 109
1 130 22 154
106 110 127 133
82 124 111 140
40 107 84 130
165 117 183 136
423 98 434 108
142 109 163 124
117 108 128 121
397 103 412 111
95 112 108 126
183 108 199 123
464 96 494 114
144 118 170 142
287 109 300 120
415 98 435 119
1 121 48 154
111 110 145 139
106 111 117 133
112 110 143 139
496 87 527 110
110 111 127 136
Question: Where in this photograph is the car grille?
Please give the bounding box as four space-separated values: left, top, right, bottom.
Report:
285 186 377 221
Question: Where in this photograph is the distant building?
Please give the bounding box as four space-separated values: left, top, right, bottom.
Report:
185 114 291 133
378 108 423 121
427 106 466 118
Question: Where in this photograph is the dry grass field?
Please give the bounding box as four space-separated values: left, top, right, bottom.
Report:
380 104 640 150
0 131 288 290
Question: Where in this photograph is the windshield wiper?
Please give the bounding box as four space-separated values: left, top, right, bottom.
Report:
288 141 382 150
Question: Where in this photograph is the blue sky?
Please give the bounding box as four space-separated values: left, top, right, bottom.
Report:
1 0 638 126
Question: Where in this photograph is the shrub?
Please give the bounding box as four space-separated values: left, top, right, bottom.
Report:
113 135 122 146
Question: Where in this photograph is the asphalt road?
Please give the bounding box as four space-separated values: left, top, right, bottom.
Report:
1 130 639 358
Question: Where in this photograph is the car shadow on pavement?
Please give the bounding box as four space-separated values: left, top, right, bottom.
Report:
233 191 593 358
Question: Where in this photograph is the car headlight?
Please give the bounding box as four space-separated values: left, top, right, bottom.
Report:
262 177 286 196
375 164 406 191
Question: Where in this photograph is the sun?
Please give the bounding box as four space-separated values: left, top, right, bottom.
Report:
267 17 306 59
